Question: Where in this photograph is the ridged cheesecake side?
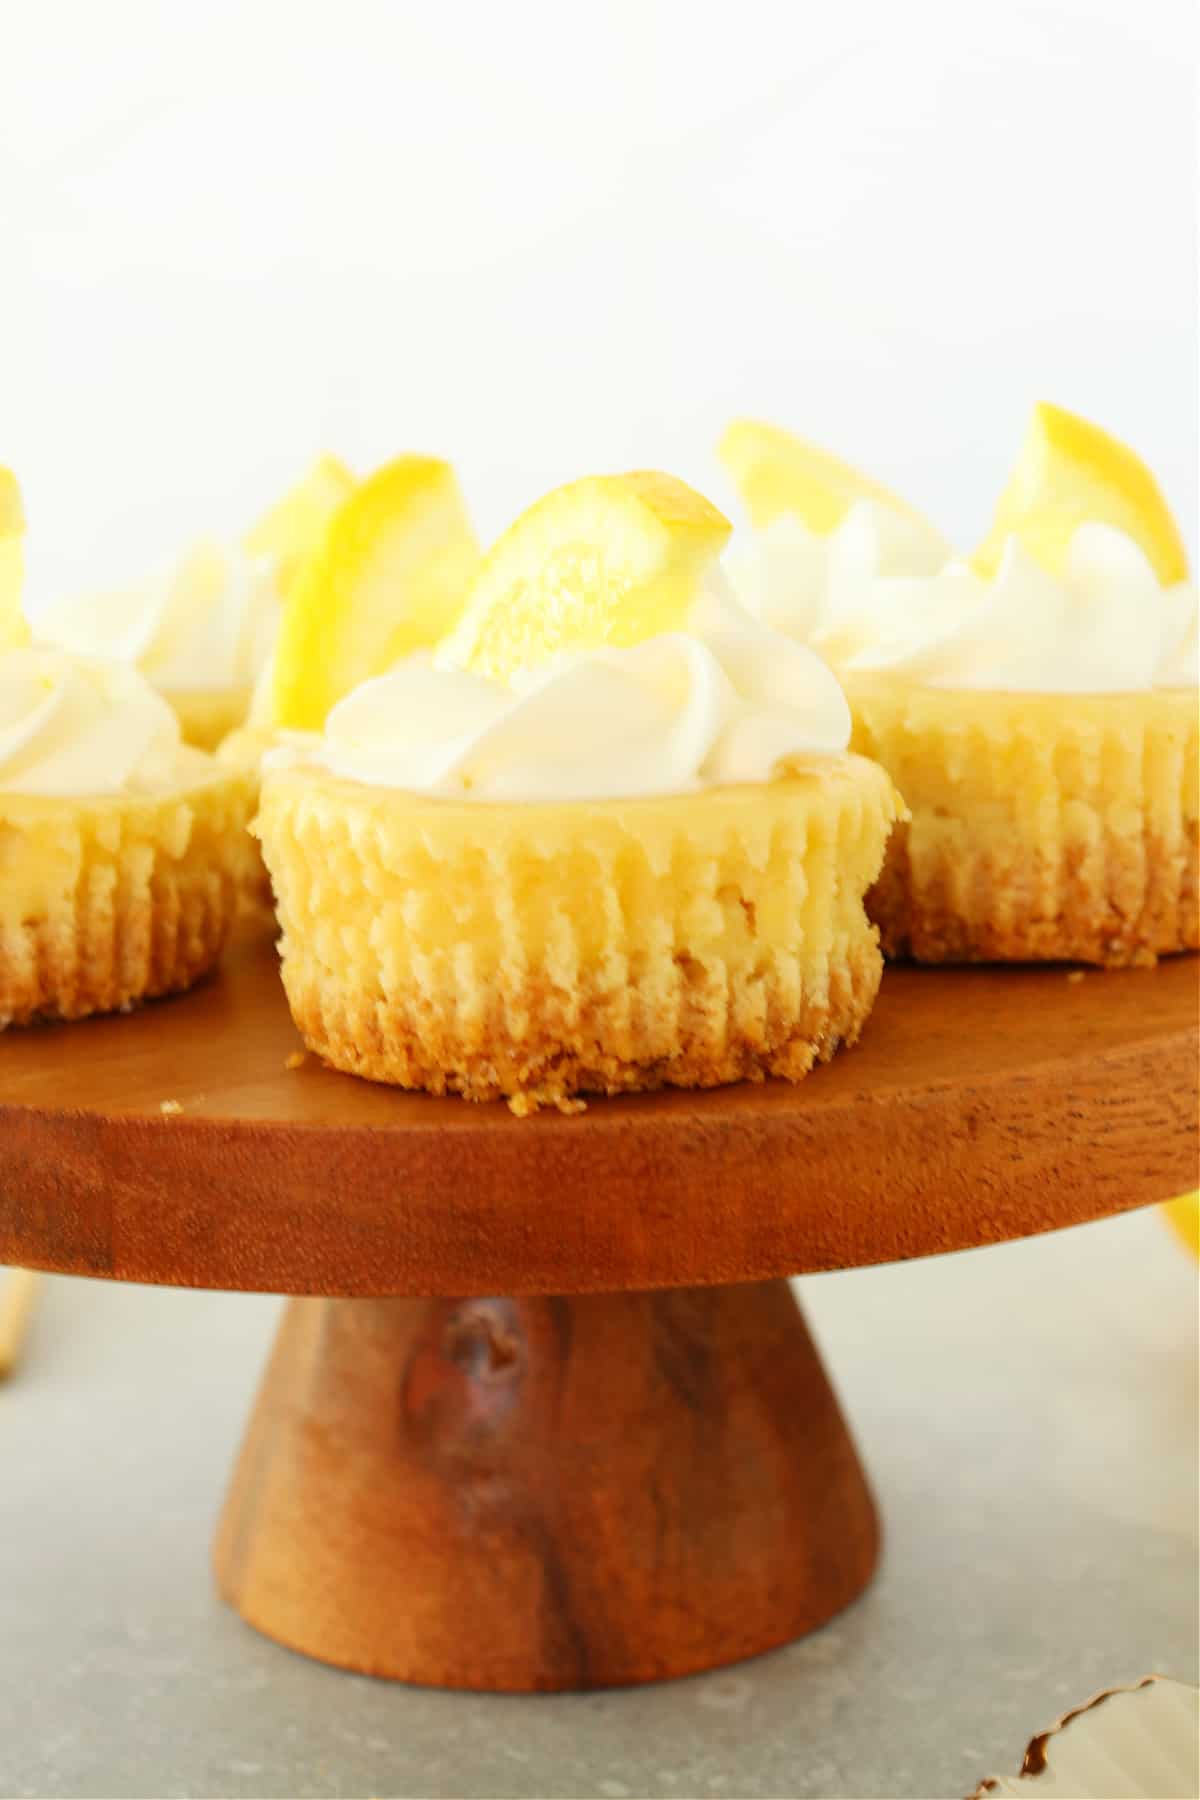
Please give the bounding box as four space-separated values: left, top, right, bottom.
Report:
0 754 254 1025
846 680 1198 965
257 756 902 1111
217 724 279 923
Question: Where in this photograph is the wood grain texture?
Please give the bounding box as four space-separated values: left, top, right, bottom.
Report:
1 934 1196 1296
213 1280 878 1689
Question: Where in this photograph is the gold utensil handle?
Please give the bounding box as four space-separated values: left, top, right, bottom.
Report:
0 1268 42 1380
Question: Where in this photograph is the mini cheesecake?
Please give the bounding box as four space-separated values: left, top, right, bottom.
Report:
1 651 253 1026
721 405 1198 966
258 756 899 1111
256 468 902 1110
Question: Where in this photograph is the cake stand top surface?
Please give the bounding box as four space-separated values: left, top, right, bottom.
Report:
1 933 1195 1296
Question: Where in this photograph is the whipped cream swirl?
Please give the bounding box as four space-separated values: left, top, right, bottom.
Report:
36 538 281 696
732 504 1198 692
0 648 185 796
280 580 851 802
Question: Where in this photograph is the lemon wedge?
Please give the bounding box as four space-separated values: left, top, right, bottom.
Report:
973 403 1190 584
444 471 731 683
1162 1192 1200 1259
244 453 356 598
719 417 944 542
271 455 479 730
0 466 29 650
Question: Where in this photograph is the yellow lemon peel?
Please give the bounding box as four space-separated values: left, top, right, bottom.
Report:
973 402 1189 584
244 453 356 599
719 416 943 541
271 455 478 731
444 470 731 684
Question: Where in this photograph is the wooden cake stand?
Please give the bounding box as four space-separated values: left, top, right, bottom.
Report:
2 934 1196 1691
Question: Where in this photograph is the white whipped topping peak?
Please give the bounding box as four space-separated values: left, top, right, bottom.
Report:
731 503 1198 693
276 576 851 802
36 538 282 696
728 501 949 645
0 647 186 796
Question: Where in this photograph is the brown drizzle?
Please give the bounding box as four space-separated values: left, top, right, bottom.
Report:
1020 1675 1161 1777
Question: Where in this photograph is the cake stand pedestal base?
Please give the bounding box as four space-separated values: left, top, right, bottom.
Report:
8 943 1193 1690
213 1280 878 1690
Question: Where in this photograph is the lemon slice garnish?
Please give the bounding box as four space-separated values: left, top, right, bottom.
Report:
719 417 944 543
973 403 1189 584
244 453 356 598
444 471 731 683
0 467 29 650
271 455 478 730
1162 1192 1200 1259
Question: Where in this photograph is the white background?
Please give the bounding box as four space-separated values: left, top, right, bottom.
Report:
1 0 1195 604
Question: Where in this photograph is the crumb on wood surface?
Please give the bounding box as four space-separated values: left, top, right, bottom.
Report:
159 1099 183 1115
1066 970 1086 983
284 1050 307 1071
506 1090 588 1118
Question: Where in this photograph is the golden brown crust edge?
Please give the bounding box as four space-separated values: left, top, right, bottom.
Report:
869 820 1199 967
0 768 254 1027
283 933 884 1114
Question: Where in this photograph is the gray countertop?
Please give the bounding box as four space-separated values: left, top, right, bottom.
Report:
2 1206 1196 1800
